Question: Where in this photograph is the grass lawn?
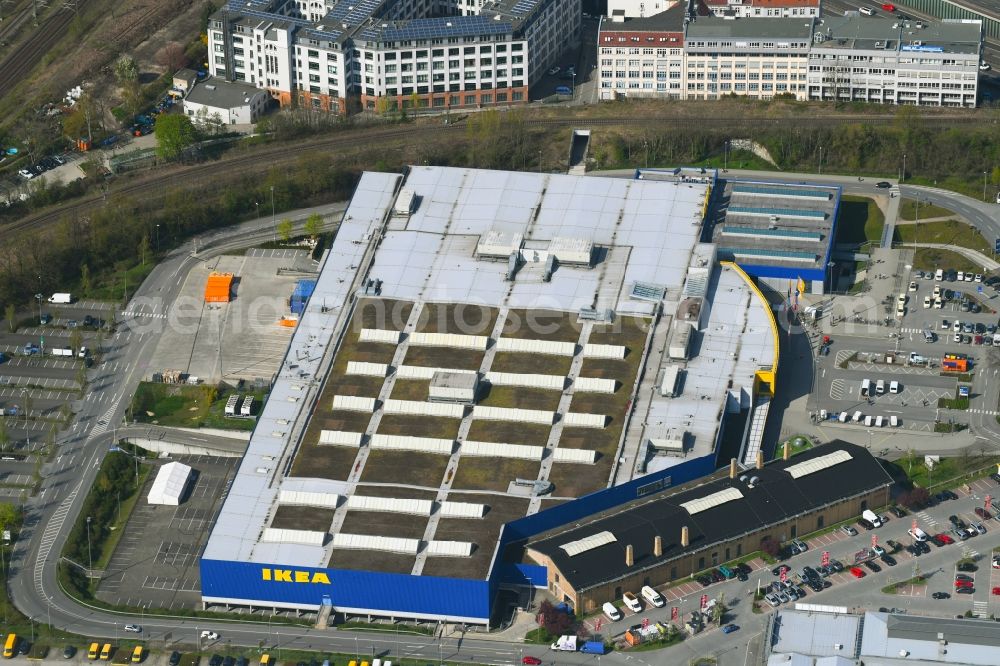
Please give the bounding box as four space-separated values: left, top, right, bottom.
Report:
893 219 991 255
899 198 956 221
416 303 498 335
452 457 540 491
478 384 563 411
390 379 429 401
490 351 573 375
912 248 981 274
500 308 583 342
894 452 1000 490
94 464 152 570
938 396 970 410
271 506 335 532
835 196 885 245
129 382 264 431
772 435 814 460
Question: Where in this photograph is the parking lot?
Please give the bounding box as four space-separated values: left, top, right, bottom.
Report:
146 251 316 384
96 455 239 610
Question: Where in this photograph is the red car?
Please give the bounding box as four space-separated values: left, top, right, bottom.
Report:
993 587 1000 596
523 658 542 666
850 567 865 578
955 579 974 588
936 533 955 544
881 2 895 9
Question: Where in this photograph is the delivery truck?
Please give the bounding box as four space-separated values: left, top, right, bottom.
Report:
580 642 607 655
51 347 74 357
550 636 577 652
48 293 72 304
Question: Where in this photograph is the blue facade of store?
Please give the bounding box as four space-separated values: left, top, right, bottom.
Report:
199 453 717 622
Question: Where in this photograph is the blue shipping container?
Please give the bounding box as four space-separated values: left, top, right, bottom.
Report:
289 280 317 315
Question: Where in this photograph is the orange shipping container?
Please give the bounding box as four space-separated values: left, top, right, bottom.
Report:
204 272 234 303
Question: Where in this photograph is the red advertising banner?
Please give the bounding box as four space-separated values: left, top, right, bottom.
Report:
780 569 787 583
671 606 679 622
700 595 709 610
642 617 649 629
821 551 830 566
872 534 878 548
987 495 993 513
912 518 918 531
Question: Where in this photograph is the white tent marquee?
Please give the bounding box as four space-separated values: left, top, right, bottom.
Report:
147 461 193 506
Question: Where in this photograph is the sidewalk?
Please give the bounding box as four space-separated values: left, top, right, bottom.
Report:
905 243 998 272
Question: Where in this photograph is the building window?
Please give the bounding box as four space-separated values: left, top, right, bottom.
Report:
614 586 623 598
817 515 825 529
554 573 559 583
861 500 868 511
698 556 705 570
736 543 742 557
464 94 476 104
724 547 730 561
790 525 797 538
670 566 677 580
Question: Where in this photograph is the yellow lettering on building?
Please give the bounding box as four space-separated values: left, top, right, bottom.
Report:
261 568 331 585
295 571 310 583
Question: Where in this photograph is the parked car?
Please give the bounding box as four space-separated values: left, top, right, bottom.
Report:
850 567 866 578
889 506 907 518
522 657 542 666
932 591 951 599
957 586 975 594
209 656 223 666
554 86 573 95
875 181 892 188
772 565 790 577
973 522 987 535
123 624 141 633
841 525 859 537
975 507 994 520
864 560 882 573
721 624 739 634
168 653 182 666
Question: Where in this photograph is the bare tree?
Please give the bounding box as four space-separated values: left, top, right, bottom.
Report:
155 42 188 73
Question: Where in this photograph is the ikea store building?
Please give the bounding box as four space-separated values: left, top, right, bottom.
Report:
197 166 837 625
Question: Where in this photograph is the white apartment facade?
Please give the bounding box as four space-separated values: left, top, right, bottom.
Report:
207 0 579 115
703 0 819 18
808 16 981 108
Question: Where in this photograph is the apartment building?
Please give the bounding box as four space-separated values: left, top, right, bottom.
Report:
683 16 813 100
808 16 981 107
597 4 690 99
207 0 580 115
703 0 819 18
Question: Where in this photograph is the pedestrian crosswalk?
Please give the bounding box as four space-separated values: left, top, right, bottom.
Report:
968 409 1000 415
120 309 167 320
973 601 989 616
916 510 938 528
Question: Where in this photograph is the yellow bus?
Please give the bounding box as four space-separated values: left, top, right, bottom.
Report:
131 647 143 663
88 643 100 660
259 655 271 666
100 644 112 661
2 634 16 658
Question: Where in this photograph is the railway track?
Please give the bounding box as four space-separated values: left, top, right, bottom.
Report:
0 111 981 239
0 0 89 94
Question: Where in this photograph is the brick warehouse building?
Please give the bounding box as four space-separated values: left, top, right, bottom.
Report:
524 442 892 612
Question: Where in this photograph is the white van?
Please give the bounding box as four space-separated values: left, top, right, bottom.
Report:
889 415 899 427
875 379 886 395
875 415 884 427
861 378 871 396
862 509 883 527
852 410 863 423
602 602 622 621
935 269 944 281
859 5 875 14
908 527 928 542
864 415 874 426
641 585 665 608
889 380 900 393
839 411 849 423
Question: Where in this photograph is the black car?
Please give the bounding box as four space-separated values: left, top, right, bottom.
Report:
917 541 931 554
83 315 94 327
169 652 182 666
803 566 819 580
17 643 30 656
889 506 907 518
864 560 882 573
937 492 951 503
830 560 844 573
881 554 897 566
932 591 951 599
772 565 790 576
949 515 966 529
992 473 1000 484
955 573 974 582
875 181 892 189
957 562 978 572
697 575 712 587
956 586 975 594
905 544 920 556
858 518 875 531
236 658 248 666
710 569 725 583
736 570 748 582
209 656 223 666
943 490 959 500
223 657 235 666
62 646 76 659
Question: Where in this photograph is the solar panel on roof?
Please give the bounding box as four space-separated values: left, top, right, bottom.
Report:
728 206 826 219
679 487 743 515
560 530 616 557
631 282 667 301
732 185 831 200
785 449 853 479
719 247 817 261
721 226 823 241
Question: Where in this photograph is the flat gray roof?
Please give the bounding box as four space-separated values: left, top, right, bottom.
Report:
185 77 266 110
686 15 815 40
813 16 982 55
771 610 861 658
861 612 1000 664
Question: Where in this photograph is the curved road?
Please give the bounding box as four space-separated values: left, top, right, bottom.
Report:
8 169 1000 666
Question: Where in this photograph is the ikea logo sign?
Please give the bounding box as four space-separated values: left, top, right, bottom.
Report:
261 568 331 585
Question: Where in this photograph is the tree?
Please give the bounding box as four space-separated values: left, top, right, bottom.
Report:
537 600 576 637
69 330 82 356
760 535 780 558
114 55 137 84
4 304 13 332
711 594 728 625
154 114 198 161
304 213 323 238
155 41 188 72
899 486 930 509
277 218 294 242
0 417 8 452
0 503 19 530
80 264 91 298
138 233 150 266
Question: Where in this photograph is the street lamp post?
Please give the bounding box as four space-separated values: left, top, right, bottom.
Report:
984 171 989 202
901 152 907 182
34 293 42 325
155 224 160 252
270 185 276 242
86 516 92 571
818 146 823 174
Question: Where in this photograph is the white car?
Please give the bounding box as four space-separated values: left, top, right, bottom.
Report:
941 319 950 330
954 320 962 332
934 298 943 309
909 281 918 292
975 274 983 282
622 591 642 613
200 631 219 640
923 296 931 308
954 333 962 343
889 380 900 393
965 273 974 282
933 285 942 298
958 271 965 281
982 62 992 71
123 624 141 633
871 545 886 557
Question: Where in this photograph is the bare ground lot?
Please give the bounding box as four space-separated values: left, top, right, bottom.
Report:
548 457 613 497
452 456 540 492
376 413 461 439
289 442 358 480
354 485 438 500
489 351 573 376
422 493 529 579
478 384 562 411
360 450 449 487
271 506 335 532
403 345 484 370
355 298 414 331
416 303 498 335
329 548 416 574
340 510 429 540
465 420 551 445
500 308 582 342
390 378 430 401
